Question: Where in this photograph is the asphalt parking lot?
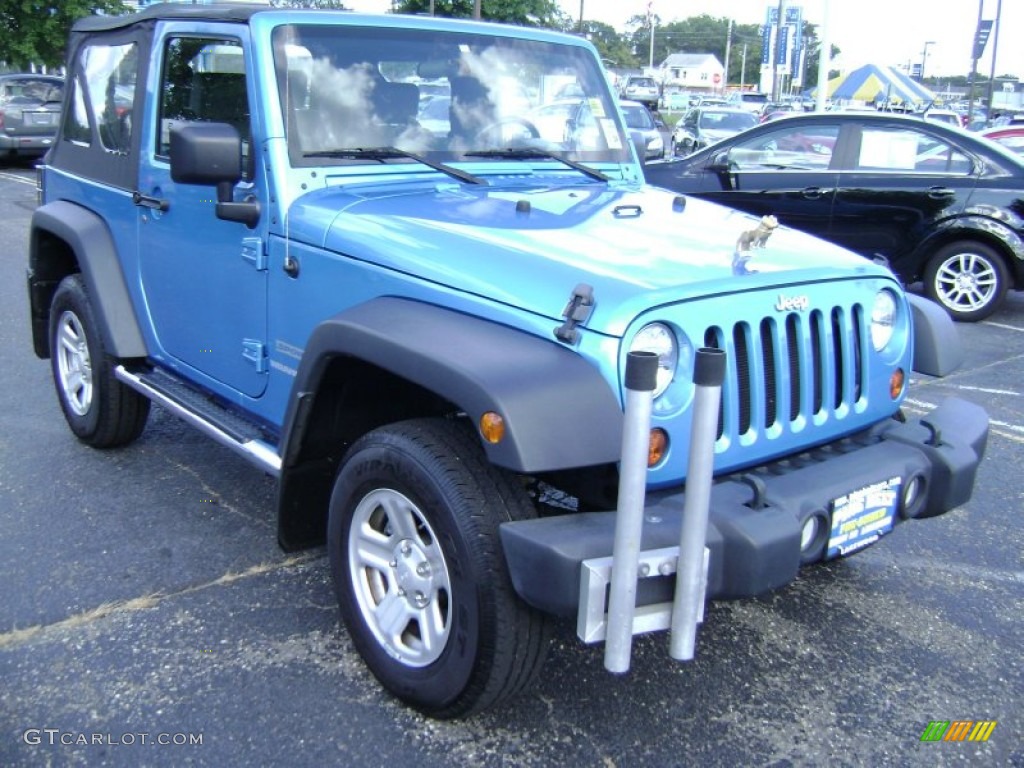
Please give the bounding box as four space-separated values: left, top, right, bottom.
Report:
0 164 1021 767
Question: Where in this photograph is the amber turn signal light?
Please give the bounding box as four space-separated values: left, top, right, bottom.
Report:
889 368 905 400
479 412 505 444
649 428 668 467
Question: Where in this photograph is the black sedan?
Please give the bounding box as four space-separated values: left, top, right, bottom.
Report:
645 112 1024 321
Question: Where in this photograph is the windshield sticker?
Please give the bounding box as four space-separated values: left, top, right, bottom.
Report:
600 118 622 149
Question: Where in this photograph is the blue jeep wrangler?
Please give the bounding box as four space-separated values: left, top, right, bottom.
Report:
28 4 988 717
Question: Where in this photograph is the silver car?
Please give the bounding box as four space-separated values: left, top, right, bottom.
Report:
619 100 664 160
619 76 659 110
0 74 63 162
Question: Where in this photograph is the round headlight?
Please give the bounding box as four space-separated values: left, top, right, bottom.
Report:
629 323 678 397
870 289 898 351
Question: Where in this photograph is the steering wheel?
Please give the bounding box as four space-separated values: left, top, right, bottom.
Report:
475 117 541 145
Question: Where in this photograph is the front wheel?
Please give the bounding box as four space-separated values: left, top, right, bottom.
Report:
923 240 1009 322
49 274 150 447
328 418 549 718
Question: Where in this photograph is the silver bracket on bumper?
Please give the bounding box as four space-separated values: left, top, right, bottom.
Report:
577 545 709 644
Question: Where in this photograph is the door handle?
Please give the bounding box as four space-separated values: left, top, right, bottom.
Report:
801 187 832 199
132 191 169 211
927 186 956 199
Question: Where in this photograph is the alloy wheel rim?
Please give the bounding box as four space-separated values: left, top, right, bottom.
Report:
935 252 997 312
348 488 451 667
56 310 93 416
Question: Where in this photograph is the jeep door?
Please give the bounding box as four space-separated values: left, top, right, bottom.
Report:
137 31 268 398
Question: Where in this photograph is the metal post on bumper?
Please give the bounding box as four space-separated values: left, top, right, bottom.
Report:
603 350 659 674
670 347 726 661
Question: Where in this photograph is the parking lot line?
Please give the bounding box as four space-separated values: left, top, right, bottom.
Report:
983 320 1024 333
0 553 321 650
904 398 1024 443
0 171 35 186
949 385 1020 396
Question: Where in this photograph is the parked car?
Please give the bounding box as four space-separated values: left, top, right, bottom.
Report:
671 107 758 156
646 112 1024 321
619 99 664 160
729 91 769 114
0 73 63 162
981 125 1024 156
619 75 659 109
923 108 964 127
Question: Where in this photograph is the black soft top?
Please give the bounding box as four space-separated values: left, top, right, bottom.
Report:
71 2 279 33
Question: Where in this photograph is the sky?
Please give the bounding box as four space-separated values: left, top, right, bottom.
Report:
341 0 1020 81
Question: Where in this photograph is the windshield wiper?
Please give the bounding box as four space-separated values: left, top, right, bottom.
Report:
303 147 486 186
463 148 609 182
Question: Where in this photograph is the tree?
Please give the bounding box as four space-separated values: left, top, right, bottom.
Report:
393 0 565 27
579 20 637 69
797 25 841 91
0 0 128 71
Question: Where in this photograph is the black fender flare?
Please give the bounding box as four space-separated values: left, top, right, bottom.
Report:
281 297 625 474
29 201 147 359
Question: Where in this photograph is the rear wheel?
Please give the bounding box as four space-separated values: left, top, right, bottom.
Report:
327 418 549 718
923 240 1009 322
49 274 150 447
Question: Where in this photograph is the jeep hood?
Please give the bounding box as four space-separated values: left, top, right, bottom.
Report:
287 180 889 337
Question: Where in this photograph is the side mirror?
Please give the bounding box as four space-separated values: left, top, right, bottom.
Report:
707 148 732 172
170 122 259 228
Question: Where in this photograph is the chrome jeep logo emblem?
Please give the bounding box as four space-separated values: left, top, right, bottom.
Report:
775 294 810 312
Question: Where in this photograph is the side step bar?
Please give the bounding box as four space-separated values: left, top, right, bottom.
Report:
114 366 282 478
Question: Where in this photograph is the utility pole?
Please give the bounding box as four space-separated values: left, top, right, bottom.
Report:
578 0 584 34
815 0 831 111
771 0 786 102
723 19 733 93
985 0 1003 120
967 0 984 125
920 41 934 82
473 0 481 20
740 43 748 91
648 2 655 70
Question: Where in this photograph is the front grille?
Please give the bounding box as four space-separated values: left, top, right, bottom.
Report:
702 307 865 440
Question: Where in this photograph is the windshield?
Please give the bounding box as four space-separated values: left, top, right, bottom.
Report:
273 24 630 167
621 104 654 130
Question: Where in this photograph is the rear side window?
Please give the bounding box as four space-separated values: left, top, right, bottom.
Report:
62 43 137 153
856 127 972 174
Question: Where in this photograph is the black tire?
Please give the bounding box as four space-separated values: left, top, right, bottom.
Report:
923 240 1009 322
49 274 150 447
327 418 549 718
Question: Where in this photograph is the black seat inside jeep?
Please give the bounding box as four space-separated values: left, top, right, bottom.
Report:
372 81 419 126
191 72 250 142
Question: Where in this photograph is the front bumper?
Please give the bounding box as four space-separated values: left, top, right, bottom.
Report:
500 397 988 618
